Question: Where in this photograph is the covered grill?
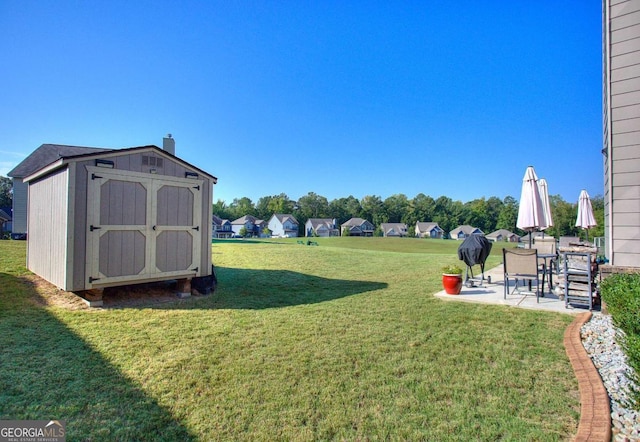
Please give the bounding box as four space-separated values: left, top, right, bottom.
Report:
457 234 493 287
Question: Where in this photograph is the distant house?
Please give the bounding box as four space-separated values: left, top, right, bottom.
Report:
8 144 112 239
268 214 299 238
212 215 233 239
0 208 11 237
449 225 484 240
415 222 444 239
341 218 375 237
231 215 269 237
486 229 519 243
305 218 339 237
520 232 554 244
380 223 408 237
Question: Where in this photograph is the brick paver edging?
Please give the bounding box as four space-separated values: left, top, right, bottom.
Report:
564 312 612 441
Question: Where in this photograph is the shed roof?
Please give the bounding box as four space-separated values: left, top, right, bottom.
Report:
18 144 216 183
8 144 110 178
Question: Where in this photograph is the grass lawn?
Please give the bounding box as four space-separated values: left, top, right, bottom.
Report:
0 238 579 440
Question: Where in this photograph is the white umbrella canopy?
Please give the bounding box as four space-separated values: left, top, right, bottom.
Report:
517 166 547 240
576 190 597 240
538 178 553 231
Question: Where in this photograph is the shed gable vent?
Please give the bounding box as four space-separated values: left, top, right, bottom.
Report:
142 156 164 168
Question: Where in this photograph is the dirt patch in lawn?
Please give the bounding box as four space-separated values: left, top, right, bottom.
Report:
26 275 202 310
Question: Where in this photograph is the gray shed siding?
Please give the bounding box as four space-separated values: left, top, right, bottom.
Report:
604 0 640 267
27 168 70 288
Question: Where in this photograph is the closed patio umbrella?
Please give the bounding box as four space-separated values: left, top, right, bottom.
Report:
538 178 553 233
517 166 547 247
576 190 597 241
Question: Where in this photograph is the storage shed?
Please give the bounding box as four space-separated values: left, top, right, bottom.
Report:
20 142 217 304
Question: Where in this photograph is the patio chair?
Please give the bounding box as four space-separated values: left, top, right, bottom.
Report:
502 248 546 303
534 241 558 281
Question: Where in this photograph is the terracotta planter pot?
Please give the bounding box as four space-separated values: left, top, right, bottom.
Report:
442 274 463 295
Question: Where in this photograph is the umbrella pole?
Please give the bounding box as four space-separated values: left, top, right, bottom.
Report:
528 230 533 291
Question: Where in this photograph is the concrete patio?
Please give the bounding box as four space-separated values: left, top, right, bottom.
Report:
434 264 599 315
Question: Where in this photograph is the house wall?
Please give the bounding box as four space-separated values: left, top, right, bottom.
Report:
604 0 640 267
305 220 313 237
27 168 69 289
282 220 298 235
231 222 254 236
11 179 28 235
268 216 298 237
268 218 283 236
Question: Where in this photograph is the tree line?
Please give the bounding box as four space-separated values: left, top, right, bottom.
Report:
212 192 605 239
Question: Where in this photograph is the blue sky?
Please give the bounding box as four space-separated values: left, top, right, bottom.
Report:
1 1 603 206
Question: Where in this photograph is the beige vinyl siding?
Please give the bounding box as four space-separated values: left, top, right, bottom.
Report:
27 168 69 289
605 0 640 267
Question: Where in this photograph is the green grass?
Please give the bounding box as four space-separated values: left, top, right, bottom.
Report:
214 236 518 256
0 239 578 440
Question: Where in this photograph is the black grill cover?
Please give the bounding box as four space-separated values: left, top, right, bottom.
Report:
457 234 493 267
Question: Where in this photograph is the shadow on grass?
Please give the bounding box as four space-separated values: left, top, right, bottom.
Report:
0 272 196 441
202 267 388 310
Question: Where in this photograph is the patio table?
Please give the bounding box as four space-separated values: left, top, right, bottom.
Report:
538 253 557 293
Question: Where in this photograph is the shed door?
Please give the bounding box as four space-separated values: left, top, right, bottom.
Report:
86 167 203 287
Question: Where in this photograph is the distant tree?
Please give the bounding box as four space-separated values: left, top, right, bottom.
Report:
545 195 577 238
293 192 329 233
329 195 361 225
0 177 12 207
464 198 490 232
383 194 410 223
496 196 518 232
589 195 605 239
485 196 503 232
212 199 231 220
296 192 329 219
410 193 435 224
360 195 385 225
256 193 293 220
239 226 248 237
328 198 349 225
228 197 255 220
255 196 274 220
452 200 469 227
341 226 350 237
374 226 384 237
